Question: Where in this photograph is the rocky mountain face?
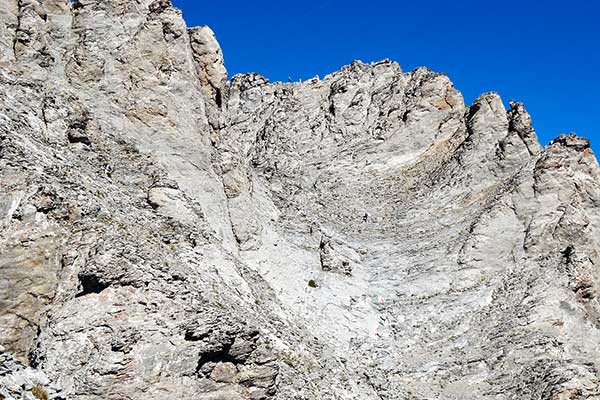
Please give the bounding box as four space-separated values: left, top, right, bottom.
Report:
1 1 599 399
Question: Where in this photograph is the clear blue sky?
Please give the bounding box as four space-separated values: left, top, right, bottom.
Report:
173 0 599 152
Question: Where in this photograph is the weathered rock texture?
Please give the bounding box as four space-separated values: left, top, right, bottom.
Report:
1 1 599 399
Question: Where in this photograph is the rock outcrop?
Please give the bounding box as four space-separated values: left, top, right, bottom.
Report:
0 1 599 399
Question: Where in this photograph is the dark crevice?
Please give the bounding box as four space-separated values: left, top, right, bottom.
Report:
71 1 85 10
401 110 410 123
67 114 92 146
75 273 110 297
69 119 88 131
149 0 171 14
215 87 222 108
41 106 48 128
67 131 92 146
195 343 238 377
561 245 574 263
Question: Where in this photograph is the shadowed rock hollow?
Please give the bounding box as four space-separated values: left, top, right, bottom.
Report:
1 1 599 399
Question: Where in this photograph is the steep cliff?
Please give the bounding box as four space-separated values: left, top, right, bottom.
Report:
1 1 599 399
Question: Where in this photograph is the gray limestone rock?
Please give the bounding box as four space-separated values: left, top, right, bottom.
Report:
0 1 599 399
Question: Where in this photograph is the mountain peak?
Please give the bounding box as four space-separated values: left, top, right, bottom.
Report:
1 3 599 400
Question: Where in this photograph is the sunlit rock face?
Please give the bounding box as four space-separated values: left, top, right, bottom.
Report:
1 1 599 399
